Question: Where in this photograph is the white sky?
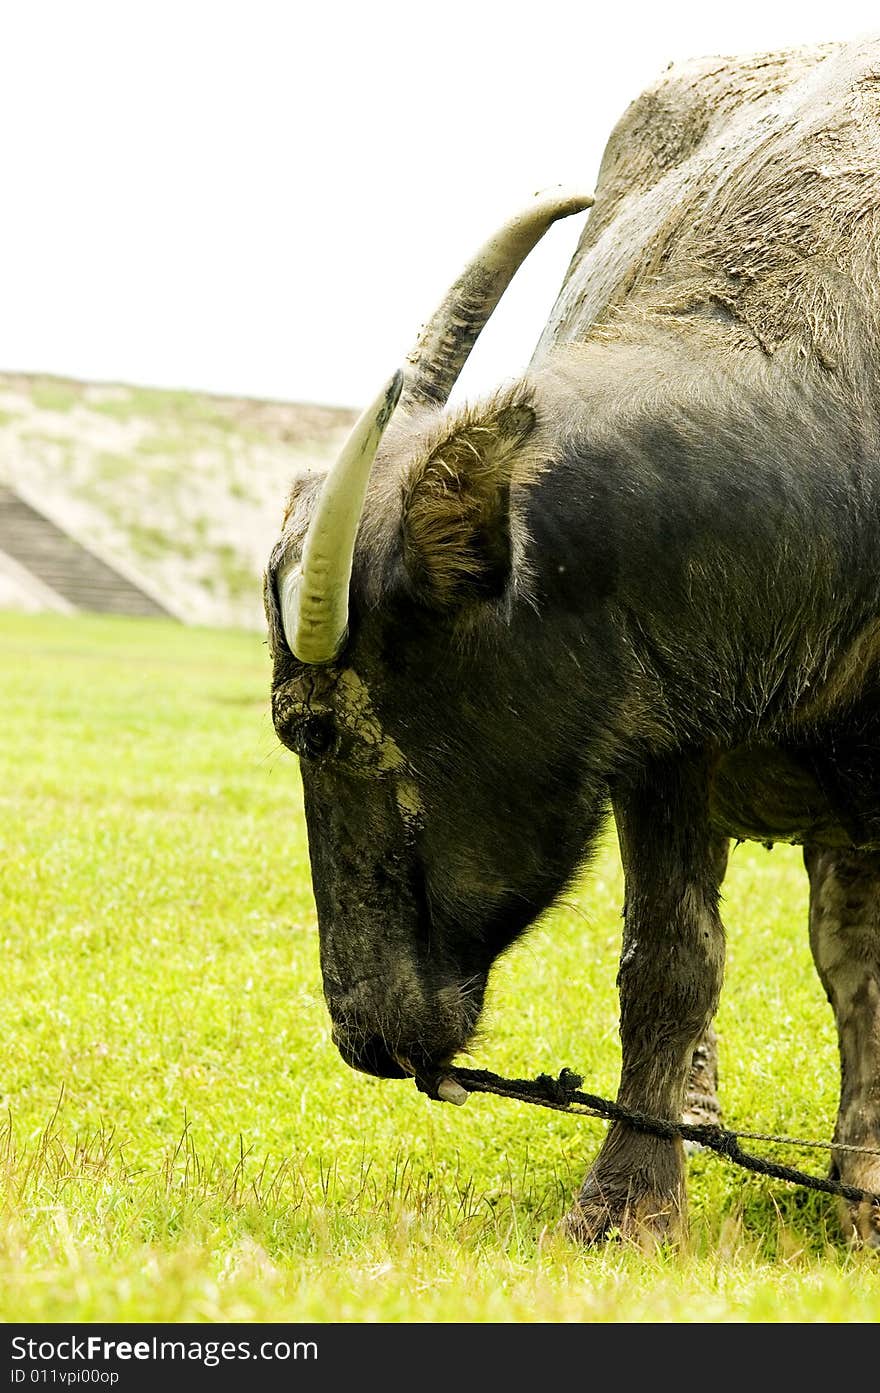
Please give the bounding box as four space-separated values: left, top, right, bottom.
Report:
1 1 877 411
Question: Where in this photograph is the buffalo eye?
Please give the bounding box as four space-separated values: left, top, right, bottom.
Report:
295 715 335 760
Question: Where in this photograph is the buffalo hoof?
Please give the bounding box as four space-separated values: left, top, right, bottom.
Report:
830 1154 880 1248
562 1175 686 1249
838 1195 880 1249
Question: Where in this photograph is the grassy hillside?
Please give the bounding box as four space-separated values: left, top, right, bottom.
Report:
2 611 879 1322
0 371 356 629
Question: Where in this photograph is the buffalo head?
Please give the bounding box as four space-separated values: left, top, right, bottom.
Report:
264 189 606 1085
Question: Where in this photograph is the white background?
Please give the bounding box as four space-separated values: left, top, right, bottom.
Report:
1 1 877 409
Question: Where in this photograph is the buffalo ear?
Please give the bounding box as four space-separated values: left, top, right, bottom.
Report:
399 396 537 608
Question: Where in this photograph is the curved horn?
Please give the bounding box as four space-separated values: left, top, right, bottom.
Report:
280 189 592 665
278 370 403 664
400 185 594 412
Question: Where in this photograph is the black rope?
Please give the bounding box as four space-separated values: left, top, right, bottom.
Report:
418 1065 880 1208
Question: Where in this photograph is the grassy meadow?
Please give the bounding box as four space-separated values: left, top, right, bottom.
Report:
2 610 879 1322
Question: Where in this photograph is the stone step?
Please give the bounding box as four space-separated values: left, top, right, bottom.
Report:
0 486 175 619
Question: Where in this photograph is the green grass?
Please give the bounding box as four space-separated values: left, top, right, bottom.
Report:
1 612 878 1322
87 384 264 442
28 379 81 413
88 385 227 425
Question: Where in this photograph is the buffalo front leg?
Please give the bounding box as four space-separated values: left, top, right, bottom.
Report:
683 1023 723 1135
680 836 728 1138
804 844 880 1248
565 756 727 1245
682 820 728 1133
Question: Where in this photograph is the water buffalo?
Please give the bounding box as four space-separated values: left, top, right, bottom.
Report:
264 35 880 1247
